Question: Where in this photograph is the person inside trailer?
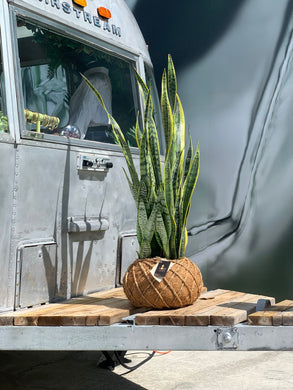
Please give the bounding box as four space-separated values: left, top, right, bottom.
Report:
61 64 112 140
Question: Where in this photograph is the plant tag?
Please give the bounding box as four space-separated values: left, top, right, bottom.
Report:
150 260 174 283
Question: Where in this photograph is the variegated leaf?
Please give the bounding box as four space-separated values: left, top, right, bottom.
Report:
167 54 177 112
161 69 173 154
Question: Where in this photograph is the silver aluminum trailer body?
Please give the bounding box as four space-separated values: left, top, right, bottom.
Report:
0 0 151 312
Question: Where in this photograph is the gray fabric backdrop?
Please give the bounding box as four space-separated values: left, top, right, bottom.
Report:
126 0 293 300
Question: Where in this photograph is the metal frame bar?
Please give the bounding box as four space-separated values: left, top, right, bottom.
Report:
0 324 292 351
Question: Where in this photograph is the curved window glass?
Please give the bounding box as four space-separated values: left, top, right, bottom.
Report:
16 16 139 146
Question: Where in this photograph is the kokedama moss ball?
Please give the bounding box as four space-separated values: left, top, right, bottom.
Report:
123 257 203 309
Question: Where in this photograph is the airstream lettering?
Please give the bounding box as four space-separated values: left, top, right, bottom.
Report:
37 0 122 36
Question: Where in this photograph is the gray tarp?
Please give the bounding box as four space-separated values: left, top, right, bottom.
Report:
128 0 293 300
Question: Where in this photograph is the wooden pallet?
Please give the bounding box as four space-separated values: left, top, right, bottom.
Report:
248 300 293 326
0 288 275 327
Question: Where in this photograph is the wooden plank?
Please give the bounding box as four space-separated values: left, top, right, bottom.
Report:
272 301 293 326
98 306 147 326
283 308 293 326
209 294 276 326
248 300 293 326
135 290 244 326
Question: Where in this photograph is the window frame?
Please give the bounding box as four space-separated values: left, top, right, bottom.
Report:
0 2 21 142
10 6 145 153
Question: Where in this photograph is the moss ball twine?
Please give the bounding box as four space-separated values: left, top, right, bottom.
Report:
123 256 203 309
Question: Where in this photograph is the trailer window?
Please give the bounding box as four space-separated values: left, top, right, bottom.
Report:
0 33 9 134
16 17 139 146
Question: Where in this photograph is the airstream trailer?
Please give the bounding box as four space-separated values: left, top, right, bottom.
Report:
0 0 292 352
0 0 158 311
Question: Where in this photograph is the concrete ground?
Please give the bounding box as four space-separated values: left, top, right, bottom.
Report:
0 350 293 389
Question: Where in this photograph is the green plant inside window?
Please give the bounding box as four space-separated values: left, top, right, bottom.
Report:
0 111 8 132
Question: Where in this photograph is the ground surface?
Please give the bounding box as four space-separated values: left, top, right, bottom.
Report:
0 350 293 389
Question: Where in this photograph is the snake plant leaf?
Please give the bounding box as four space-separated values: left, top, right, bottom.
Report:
183 131 193 182
138 201 158 259
169 214 177 259
135 112 142 148
139 127 155 215
134 68 149 106
178 226 189 258
146 152 156 192
171 150 183 206
145 91 163 189
137 193 148 246
173 94 185 163
174 189 182 259
147 182 157 217
157 187 172 240
155 209 170 259
139 126 148 182
167 54 177 112
164 155 174 211
161 69 173 155
163 154 177 259
181 144 200 218
178 145 200 256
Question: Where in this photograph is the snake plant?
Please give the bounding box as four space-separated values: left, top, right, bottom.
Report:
82 55 199 260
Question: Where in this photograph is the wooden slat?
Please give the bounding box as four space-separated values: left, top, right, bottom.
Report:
272 301 293 326
282 307 293 326
248 300 293 326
